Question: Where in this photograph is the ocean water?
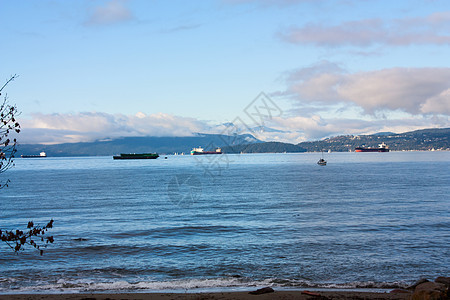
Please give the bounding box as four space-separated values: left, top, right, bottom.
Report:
0 152 449 293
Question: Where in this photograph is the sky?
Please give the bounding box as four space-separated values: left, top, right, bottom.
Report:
1 0 450 144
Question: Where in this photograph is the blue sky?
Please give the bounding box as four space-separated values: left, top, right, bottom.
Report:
1 0 450 144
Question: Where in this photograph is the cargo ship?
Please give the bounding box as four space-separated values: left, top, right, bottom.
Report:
355 142 389 152
190 147 222 155
21 152 47 158
113 153 159 159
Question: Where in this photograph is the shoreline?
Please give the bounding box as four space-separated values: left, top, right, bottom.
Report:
1 277 448 299
0 290 414 300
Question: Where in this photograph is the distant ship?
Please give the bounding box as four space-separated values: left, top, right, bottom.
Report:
21 152 47 158
355 142 389 152
317 158 327 166
317 150 327 166
190 147 222 155
113 153 159 160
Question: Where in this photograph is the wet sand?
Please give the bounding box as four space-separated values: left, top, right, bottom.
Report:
0 290 412 300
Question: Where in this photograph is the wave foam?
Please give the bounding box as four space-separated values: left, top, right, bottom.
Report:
0 277 410 294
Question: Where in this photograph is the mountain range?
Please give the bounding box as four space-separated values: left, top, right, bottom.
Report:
16 133 259 157
16 128 449 157
296 128 449 152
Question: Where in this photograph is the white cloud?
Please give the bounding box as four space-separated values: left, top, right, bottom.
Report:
420 88 450 114
284 63 450 116
85 0 134 26
339 68 450 114
280 12 450 47
135 112 146 118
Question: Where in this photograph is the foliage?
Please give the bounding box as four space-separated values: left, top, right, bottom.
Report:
0 75 54 255
0 75 21 188
0 220 54 255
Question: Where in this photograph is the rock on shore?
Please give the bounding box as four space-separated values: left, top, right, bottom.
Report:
410 276 449 300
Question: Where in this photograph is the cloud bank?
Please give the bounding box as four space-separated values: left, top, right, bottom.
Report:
20 112 208 144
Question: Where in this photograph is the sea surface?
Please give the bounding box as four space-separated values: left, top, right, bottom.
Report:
0 152 449 293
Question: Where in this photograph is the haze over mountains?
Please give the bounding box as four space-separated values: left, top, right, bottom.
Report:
16 128 449 157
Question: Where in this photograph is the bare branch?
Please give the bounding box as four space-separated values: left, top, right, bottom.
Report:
0 74 18 93
0 76 21 186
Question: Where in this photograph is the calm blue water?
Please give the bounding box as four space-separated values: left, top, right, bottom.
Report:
0 152 449 293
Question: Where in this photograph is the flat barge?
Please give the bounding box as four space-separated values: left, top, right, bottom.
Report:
113 153 159 159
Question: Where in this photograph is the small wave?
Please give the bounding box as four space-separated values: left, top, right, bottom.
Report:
72 238 88 241
1 277 265 293
306 281 409 289
0 277 410 294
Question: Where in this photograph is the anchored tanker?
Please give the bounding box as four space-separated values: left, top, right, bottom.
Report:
355 142 389 152
190 147 222 155
21 151 47 158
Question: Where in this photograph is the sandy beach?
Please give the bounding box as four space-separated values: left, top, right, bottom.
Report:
0 290 414 300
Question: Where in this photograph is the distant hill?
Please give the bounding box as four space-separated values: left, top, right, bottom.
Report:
373 132 396 136
221 142 306 153
16 133 260 157
215 128 450 153
297 128 450 152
